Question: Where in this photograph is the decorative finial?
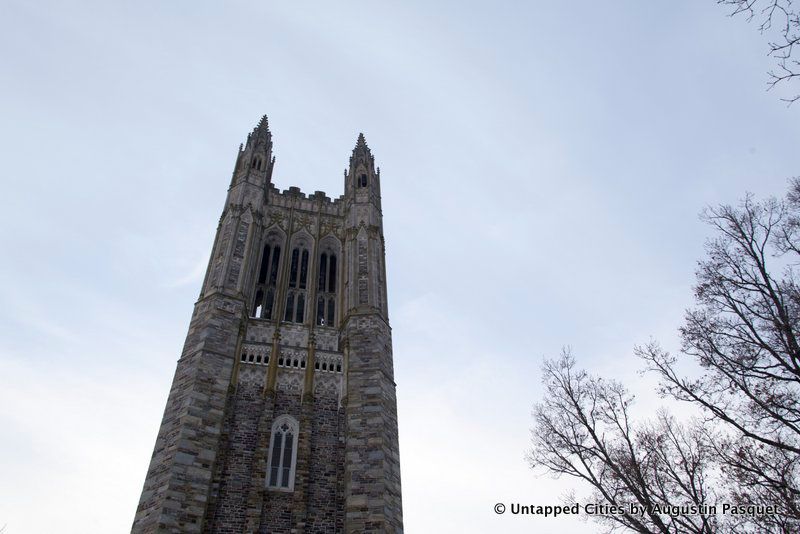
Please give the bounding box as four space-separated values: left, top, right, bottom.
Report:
253 115 271 135
349 132 373 168
246 114 272 148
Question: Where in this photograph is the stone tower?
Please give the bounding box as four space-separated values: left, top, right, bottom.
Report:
132 117 403 533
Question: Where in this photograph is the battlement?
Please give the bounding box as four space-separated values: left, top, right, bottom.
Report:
267 183 344 215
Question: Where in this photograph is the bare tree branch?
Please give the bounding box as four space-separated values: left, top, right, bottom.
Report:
532 184 800 532
639 184 800 531
719 0 800 103
529 350 720 534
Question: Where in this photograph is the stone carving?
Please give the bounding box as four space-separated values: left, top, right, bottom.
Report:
294 214 314 234
267 211 287 231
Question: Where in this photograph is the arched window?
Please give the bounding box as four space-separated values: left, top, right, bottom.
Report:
316 250 338 326
358 173 368 188
252 156 263 170
284 244 310 323
252 238 282 319
267 415 298 490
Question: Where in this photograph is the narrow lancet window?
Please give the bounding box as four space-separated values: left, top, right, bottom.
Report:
316 250 338 327
295 293 305 323
257 245 271 284
264 288 275 319
269 246 280 285
317 296 325 325
328 255 337 292
318 253 328 291
289 249 299 287
281 432 294 486
284 292 295 322
267 416 299 490
299 250 309 289
252 239 281 320
284 244 310 324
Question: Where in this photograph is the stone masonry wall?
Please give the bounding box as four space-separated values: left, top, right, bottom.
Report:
132 293 245 533
202 378 264 533
342 315 403 533
197 360 344 533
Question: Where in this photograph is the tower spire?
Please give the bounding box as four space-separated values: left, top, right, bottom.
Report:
232 115 274 187
347 132 374 179
345 132 380 205
350 132 372 165
247 114 272 149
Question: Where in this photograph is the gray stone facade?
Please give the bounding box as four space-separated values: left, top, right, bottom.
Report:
132 117 403 533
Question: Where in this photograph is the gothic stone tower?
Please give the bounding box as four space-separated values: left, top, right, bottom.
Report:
132 117 403 533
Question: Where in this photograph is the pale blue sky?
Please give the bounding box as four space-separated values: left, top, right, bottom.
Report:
1 1 798 533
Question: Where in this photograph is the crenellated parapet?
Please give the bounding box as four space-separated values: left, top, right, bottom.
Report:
266 184 345 214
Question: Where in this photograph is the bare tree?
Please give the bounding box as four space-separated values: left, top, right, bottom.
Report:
531 183 800 532
719 0 800 103
529 350 720 534
639 183 800 531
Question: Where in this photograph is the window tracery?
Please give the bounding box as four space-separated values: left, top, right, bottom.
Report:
267 415 298 490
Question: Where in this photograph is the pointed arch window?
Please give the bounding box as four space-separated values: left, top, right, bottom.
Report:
267 415 298 491
316 251 338 327
285 245 309 323
252 239 281 319
358 173 368 188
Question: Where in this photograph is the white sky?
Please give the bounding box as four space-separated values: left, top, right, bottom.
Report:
1 1 798 533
